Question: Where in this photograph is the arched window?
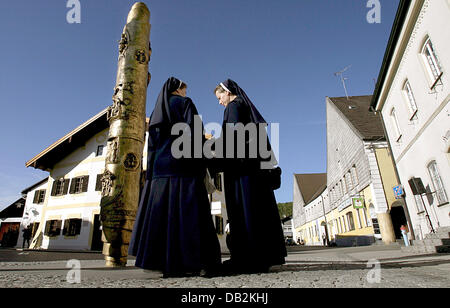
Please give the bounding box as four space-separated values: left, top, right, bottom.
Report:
402 80 418 119
390 107 402 142
427 160 448 205
346 212 355 231
421 37 443 86
346 171 353 190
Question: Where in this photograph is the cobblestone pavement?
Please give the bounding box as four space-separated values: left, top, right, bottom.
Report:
1 246 449 288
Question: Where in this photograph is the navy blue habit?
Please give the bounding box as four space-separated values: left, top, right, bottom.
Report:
214 79 286 271
129 77 222 275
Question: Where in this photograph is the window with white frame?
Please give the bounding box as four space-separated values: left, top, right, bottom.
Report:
403 80 418 118
33 189 46 204
421 38 443 85
63 219 82 237
96 145 104 157
427 161 448 205
51 178 69 196
390 108 402 142
69 176 89 194
346 212 355 231
346 171 353 189
341 217 345 233
342 179 347 194
44 220 62 237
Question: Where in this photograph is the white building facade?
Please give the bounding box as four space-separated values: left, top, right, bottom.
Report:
24 108 225 251
26 107 110 250
15 179 48 248
326 96 397 245
299 187 329 246
371 0 450 239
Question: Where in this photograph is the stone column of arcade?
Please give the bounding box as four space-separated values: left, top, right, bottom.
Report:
100 2 151 267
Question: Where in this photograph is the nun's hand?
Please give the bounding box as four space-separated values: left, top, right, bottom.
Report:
205 133 213 140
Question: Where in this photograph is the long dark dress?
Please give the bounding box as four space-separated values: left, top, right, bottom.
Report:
217 96 286 270
129 94 221 275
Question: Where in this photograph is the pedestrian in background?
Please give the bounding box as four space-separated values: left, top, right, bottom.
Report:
400 224 410 247
22 225 32 248
224 220 231 253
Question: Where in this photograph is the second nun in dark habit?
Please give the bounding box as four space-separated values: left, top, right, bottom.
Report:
129 77 222 277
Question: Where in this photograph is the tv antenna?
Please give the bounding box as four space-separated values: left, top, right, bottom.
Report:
334 65 351 100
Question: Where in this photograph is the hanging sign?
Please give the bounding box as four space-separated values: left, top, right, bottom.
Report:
352 197 365 209
393 185 404 199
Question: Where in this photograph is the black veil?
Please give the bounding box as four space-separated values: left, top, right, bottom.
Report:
220 79 266 124
148 76 184 128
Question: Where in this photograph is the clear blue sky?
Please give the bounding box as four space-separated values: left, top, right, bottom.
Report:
0 0 399 210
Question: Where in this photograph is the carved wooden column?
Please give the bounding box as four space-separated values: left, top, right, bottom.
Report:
100 2 151 267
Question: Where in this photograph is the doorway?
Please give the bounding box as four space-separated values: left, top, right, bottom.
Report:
390 204 407 239
320 221 329 246
91 214 103 251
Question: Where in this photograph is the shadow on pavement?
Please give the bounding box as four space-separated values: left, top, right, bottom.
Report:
274 258 450 272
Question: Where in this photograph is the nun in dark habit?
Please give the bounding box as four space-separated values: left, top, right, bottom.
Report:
129 77 222 278
212 79 287 273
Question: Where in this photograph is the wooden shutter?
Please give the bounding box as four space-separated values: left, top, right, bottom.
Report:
51 181 58 196
37 190 42 203
75 219 82 235
82 176 89 192
44 221 51 236
95 174 103 191
215 173 222 191
55 220 62 235
62 220 69 236
33 190 39 203
63 179 70 195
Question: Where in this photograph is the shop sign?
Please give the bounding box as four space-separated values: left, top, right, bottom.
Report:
352 197 365 209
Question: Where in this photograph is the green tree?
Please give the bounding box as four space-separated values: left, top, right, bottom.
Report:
277 202 293 219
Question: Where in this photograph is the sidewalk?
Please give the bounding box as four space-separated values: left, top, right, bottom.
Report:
2 244 449 269
1 245 449 288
